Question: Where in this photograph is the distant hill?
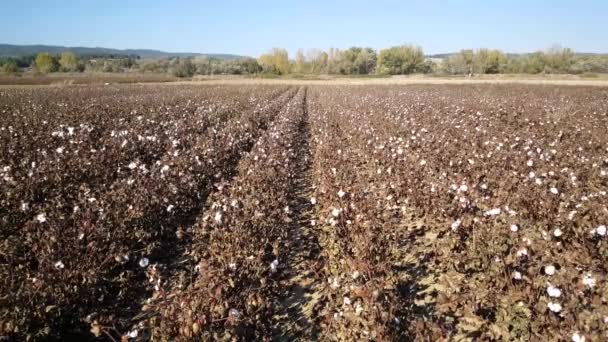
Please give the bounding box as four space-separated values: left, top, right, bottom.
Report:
0 44 247 60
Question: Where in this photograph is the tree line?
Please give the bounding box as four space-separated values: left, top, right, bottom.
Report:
0 52 140 75
257 45 608 76
1 45 607 77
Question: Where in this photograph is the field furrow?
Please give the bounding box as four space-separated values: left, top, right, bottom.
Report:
270 88 326 341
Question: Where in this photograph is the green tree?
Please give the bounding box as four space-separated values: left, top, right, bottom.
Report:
2 60 19 74
377 45 426 74
170 58 196 77
239 58 262 74
569 55 608 74
258 48 290 75
327 48 341 74
442 50 475 74
337 47 360 74
308 50 328 74
35 53 59 73
294 49 307 73
544 45 574 73
59 52 79 72
520 52 546 74
474 49 507 74
353 48 377 74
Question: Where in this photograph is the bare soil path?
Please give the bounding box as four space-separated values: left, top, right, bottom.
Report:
271 88 326 341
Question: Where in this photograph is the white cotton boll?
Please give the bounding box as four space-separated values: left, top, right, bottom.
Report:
36 213 47 223
78 232 85 240
56 147 64 154
139 258 149 268
21 202 29 212
553 228 563 237
550 187 559 195
67 127 75 135
128 162 138 169
572 332 585 342
338 189 346 198
484 208 501 216
451 219 461 231
596 225 606 236
161 165 170 173
535 178 543 185
582 273 596 288
547 302 562 313
228 263 237 270
54 261 65 269
459 184 468 192
420 160 426 166
128 330 139 338
310 197 317 205
270 259 279 273
343 297 351 305
397 148 403 155
229 308 240 318
527 160 534 167
510 224 519 232
214 211 223 223
352 271 360 280
529 171 535 178
332 208 341 217
516 248 528 257
545 265 556 275
547 285 562 297
166 205 174 213
513 271 522 280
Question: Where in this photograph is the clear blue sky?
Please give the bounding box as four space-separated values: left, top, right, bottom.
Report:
2 0 606 57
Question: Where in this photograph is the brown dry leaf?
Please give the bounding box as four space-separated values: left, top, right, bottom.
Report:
90 321 102 337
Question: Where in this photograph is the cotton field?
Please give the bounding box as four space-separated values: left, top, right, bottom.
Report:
1 84 607 340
